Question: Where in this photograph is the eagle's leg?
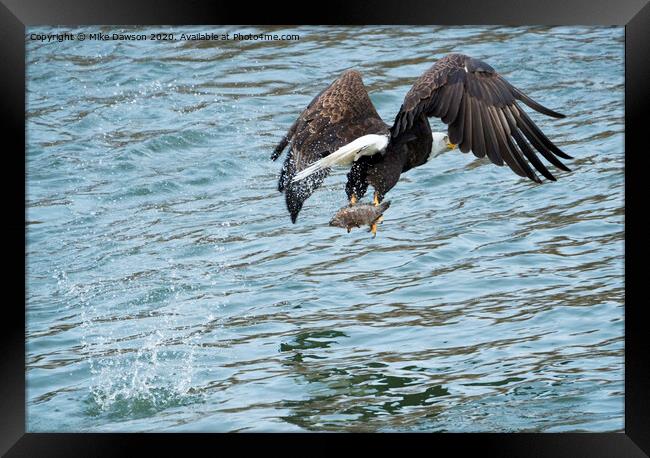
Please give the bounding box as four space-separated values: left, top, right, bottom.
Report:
349 194 357 206
373 192 380 206
370 222 378 238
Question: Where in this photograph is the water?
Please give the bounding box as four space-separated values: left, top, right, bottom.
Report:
26 26 624 432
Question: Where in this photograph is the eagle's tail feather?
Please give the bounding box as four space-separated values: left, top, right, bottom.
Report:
292 134 388 183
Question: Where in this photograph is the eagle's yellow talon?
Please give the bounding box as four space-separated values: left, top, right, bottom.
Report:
373 192 379 206
370 223 377 237
349 195 357 206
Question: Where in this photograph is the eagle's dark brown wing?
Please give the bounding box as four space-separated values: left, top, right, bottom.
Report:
391 53 571 183
272 69 389 223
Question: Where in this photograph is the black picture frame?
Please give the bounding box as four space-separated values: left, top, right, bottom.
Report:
3 0 648 455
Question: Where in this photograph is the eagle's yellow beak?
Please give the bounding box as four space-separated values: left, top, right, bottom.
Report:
447 141 457 150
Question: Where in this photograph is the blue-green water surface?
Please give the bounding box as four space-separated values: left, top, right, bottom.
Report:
26 25 624 432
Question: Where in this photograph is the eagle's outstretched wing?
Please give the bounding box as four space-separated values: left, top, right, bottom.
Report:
391 53 572 182
272 70 389 223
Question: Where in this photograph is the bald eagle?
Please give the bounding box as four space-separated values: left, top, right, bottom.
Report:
271 53 571 232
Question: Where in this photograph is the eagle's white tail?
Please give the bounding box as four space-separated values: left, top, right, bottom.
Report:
292 134 388 183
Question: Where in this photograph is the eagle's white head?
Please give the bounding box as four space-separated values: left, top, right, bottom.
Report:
429 132 457 161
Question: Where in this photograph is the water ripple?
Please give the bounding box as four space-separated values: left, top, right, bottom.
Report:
26 25 623 432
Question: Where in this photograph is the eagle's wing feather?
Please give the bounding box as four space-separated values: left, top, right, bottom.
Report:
273 70 388 222
391 53 571 183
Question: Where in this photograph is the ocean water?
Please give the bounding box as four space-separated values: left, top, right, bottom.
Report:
26 25 624 432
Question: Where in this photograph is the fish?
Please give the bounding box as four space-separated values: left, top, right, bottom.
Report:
329 201 391 237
